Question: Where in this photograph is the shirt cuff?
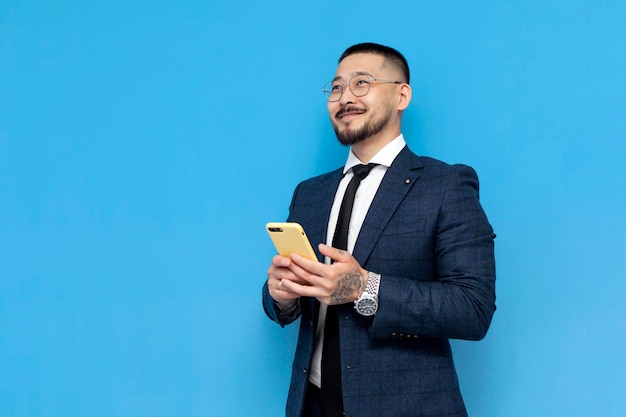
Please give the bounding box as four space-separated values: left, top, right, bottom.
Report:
275 299 300 319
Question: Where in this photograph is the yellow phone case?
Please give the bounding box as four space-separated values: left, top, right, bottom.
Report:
266 222 317 261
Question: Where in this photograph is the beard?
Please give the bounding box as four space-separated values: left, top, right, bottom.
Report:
331 104 394 146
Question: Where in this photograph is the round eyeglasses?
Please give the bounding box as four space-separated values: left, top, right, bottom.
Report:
322 74 403 102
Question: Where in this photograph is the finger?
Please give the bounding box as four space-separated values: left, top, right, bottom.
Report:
318 243 351 263
267 264 291 282
277 280 296 292
280 278 325 299
268 277 299 301
289 253 328 278
268 256 306 284
288 255 326 286
270 254 320 287
271 254 291 268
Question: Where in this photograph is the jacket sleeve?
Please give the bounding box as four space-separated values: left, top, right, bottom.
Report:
262 280 301 327
261 182 307 328
369 165 496 341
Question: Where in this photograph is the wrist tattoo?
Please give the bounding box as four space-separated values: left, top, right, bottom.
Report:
331 269 365 304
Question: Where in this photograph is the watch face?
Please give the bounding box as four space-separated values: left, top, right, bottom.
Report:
357 298 377 316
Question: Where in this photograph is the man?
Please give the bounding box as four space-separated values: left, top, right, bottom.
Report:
262 43 496 417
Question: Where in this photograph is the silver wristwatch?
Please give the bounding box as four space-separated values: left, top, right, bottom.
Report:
354 271 381 316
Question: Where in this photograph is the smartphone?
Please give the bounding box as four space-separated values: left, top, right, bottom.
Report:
266 222 317 261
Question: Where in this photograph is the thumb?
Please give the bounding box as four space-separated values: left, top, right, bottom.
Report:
318 243 350 262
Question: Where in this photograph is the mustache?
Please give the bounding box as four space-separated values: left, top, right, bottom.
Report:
336 106 367 118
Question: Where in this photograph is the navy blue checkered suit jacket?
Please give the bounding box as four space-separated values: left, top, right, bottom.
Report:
263 146 496 417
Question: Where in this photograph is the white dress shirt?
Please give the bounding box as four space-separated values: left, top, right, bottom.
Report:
309 134 406 387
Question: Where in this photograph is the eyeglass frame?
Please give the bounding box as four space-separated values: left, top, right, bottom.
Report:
322 74 403 102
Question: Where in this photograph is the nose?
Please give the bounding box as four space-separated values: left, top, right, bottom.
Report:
339 84 356 105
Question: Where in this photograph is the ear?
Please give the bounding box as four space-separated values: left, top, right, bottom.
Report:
397 83 412 111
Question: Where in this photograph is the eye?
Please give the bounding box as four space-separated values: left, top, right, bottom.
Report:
351 77 371 90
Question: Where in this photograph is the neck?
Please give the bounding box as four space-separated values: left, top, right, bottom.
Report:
351 129 400 163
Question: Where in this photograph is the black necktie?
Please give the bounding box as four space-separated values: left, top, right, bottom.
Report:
320 163 378 417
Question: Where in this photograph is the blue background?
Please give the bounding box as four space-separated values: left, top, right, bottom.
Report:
2 1 625 416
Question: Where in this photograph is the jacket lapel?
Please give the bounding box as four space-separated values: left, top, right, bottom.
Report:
304 169 343 263
352 147 424 265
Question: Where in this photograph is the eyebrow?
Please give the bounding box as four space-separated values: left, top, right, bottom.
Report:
332 70 374 82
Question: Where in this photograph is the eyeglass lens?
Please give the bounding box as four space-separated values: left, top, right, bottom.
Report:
324 75 372 101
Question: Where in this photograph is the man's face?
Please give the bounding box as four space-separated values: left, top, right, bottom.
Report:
328 53 399 146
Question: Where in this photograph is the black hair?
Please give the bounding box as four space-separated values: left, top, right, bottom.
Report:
339 42 410 84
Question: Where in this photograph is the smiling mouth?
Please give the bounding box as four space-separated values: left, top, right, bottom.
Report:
336 106 367 120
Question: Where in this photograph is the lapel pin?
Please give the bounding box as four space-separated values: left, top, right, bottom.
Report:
405 179 411 184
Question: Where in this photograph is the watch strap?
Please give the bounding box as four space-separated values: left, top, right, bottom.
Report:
366 271 381 296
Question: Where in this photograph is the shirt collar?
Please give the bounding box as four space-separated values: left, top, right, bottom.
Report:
343 134 407 174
